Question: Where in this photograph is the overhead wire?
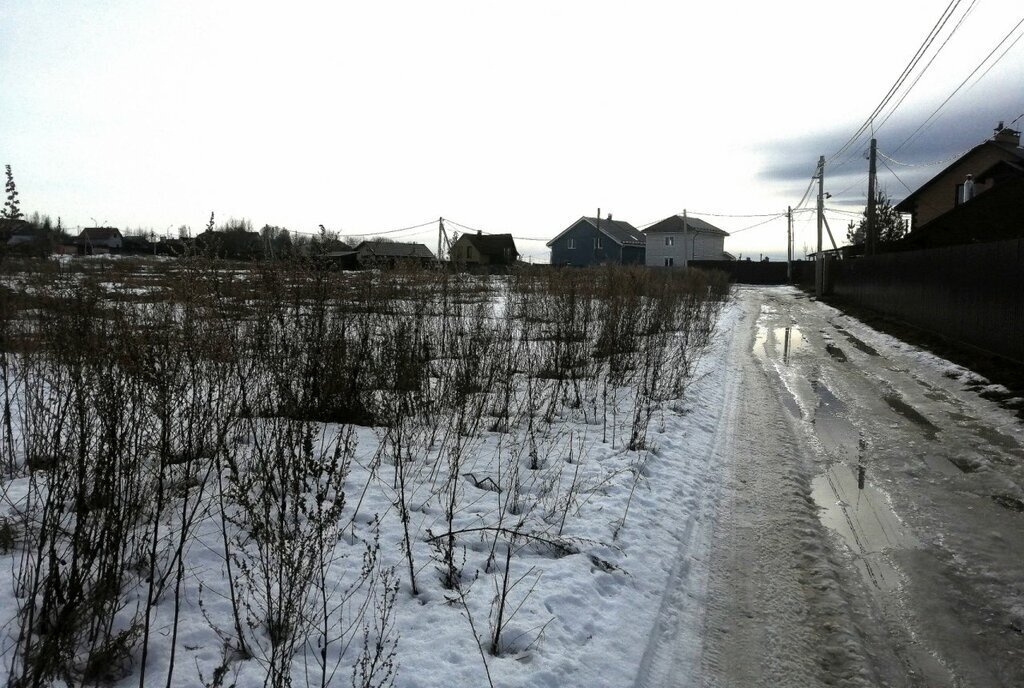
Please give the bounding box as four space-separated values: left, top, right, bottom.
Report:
827 0 963 166
335 219 437 239
873 0 979 133
893 14 1024 153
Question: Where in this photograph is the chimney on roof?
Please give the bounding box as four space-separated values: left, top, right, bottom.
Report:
477 230 482 236
993 121 1021 147
607 212 612 221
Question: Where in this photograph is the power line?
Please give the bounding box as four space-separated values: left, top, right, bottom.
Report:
877 156 916 195
728 213 787 235
894 15 1024 153
336 219 437 238
876 145 975 168
873 0 979 134
828 0 963 166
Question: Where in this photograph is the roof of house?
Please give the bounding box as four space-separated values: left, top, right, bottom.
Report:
546 216 646 247
79 227 122 240
894 138 1024 212
643 215 729 236
356 240 435 259
899 176 1024 249
460 233 519 256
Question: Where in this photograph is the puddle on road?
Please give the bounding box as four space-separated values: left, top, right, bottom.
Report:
883 393 938 440
812 463 920 592
753 325 805 419
811 380 859 460
809 380 919 591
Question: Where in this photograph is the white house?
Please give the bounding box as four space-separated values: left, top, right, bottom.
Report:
643 215 731 267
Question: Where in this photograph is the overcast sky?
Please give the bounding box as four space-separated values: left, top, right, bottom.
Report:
2 1 1022 260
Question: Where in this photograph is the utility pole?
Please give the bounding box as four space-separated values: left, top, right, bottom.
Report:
786 205 792 283
682 209 689 269
815 155 825 297
437 217 444 265
866 138 877 255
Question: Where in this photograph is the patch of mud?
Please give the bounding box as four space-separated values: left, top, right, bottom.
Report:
946 412 1020 454
948 456 982 473
920 453 964 477
991 495 1024 513
832 324 880 356
883 393 938 440
825 343 848 362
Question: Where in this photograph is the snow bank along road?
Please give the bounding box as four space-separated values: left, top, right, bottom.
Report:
635 286 1024 687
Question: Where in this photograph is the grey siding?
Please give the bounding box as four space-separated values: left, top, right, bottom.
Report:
645 232 726 266
550 221 634 266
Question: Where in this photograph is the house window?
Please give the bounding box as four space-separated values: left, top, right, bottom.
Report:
665 236 675 246
594 237 603 249
664 257 673 267
567 238 576 249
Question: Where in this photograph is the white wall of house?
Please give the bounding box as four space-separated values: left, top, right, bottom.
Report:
644 231 726 266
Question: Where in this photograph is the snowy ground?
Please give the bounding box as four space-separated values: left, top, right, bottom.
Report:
3 282 1022 686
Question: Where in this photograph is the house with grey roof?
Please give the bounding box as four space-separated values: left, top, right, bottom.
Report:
546 215 645 266
77 226 123 253
450 231 519 267
643 215 731 267
354 240 435 268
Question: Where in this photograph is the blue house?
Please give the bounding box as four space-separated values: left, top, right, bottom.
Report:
547 215 646 266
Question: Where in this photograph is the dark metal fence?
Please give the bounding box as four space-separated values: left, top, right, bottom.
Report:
691 260 813 285
827 239 1024 363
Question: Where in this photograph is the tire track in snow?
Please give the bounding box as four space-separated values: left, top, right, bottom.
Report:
630 298 747 688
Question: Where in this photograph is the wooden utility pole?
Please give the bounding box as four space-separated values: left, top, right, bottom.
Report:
437 217 444 265
815 155 825 297
786 205 793 283
682 209 689 269
866 138 878 255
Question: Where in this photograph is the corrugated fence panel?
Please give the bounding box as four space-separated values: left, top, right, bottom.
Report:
829 239 1024 363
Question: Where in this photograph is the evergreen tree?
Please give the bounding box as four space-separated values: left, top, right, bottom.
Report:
845 191 907 246
3 165 22 220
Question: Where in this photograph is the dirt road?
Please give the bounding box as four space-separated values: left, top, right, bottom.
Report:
651 286 1024 687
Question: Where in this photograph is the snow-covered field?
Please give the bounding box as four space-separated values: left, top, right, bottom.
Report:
0 262 733 687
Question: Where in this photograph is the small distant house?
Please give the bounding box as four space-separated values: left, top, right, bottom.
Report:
450 231 519 267
895 122 1024 230
3 219 40 246
195 230 264 260
643 215 731 267
0 218 31 241
546 215 645 267
121 234 155 255
354 240 435 268
77 227 123 253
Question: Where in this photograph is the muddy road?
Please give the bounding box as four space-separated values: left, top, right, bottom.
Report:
697 286 1024 687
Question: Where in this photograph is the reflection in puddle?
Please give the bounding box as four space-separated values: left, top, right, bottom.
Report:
753 325 804 418
812 464 920 592
781 326 804 363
